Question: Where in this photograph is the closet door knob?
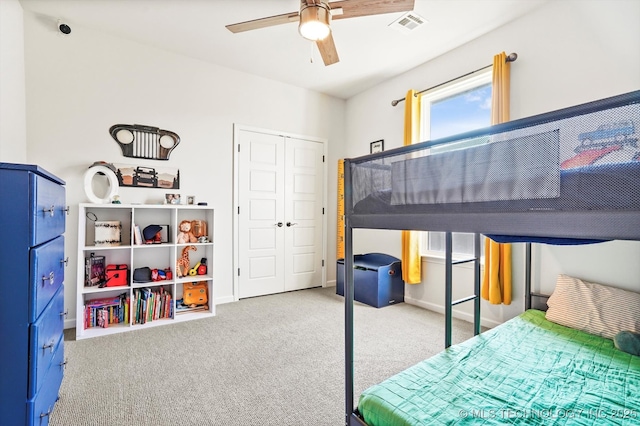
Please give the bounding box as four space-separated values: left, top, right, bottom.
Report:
286 222 298 227
275 222 283 227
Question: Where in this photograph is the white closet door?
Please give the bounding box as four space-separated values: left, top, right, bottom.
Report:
284 138 324 291
237 130 324 299
238 131 286 298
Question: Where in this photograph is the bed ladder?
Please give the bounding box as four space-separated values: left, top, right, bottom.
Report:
444 232 482 348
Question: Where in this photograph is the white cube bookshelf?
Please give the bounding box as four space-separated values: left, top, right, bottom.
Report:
76 203 215 339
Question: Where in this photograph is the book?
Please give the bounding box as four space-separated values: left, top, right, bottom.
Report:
133 225 143 245
84 293 128 329
85 253 106 287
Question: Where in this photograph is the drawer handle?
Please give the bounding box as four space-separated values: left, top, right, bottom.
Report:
42 340 55 354
65 205 70 215
40 406 53 418
60 309 68 318
42 271 55 285
42 205 56 217
61 257 69 267
60 358 68 369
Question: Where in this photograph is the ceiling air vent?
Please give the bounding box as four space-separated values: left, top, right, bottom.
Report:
389 11 427 35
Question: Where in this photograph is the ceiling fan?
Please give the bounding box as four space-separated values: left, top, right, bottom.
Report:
225 0 415 66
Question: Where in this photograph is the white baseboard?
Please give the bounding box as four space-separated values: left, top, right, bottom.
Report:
215 295 235 305
325 279 336 287
404 296 501 329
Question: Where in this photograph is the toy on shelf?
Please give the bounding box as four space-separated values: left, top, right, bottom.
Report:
177 245 197 278
198 258 207 275
176 220 197 244
191 220 207 239
188 258 208 276
143 224 162 244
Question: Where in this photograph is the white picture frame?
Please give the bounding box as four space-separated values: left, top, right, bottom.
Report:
370 139 384 154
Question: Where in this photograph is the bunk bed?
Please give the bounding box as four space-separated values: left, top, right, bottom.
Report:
342 90 640 426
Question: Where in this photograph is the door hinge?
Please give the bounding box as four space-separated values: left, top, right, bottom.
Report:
322 259 325 267
322 207 325 214
322 155 325 162
237 144 240 152
237 268 240 276
238 206 240 214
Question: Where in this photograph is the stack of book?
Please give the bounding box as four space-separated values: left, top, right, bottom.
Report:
84 293 129 329
175 299 209 314
131 287 173 324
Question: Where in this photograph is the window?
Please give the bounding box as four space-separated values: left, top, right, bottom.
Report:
420 68 492 258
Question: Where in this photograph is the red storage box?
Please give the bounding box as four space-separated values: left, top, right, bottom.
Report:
105 264 129 287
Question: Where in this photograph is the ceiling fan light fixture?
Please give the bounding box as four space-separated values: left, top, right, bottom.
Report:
298 2 331 41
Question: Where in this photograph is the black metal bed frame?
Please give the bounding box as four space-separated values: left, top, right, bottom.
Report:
342 90 640 426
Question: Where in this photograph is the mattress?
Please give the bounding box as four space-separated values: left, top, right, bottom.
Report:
357 310 640 425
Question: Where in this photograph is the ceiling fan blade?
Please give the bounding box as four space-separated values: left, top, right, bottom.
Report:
316 32 340 66
226 11 299 33
328 0 415 20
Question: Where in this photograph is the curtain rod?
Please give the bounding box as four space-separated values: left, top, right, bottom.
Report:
391 52 518 107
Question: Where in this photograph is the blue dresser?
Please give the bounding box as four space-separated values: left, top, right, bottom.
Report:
0 163 67 426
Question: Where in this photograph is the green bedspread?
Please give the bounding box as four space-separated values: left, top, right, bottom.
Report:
358 310 640 425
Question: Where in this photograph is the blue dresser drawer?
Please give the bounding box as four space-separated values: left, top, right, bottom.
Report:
27 339 64 426
30 236 65 322
29 286 65 398
30 173 66 247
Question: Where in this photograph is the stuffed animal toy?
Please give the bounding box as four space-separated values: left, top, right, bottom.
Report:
176 245 197 278
176 220 197 244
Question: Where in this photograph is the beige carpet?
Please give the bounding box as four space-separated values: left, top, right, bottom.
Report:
51 287 477 426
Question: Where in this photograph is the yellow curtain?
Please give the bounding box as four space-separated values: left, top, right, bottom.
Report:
337 159 345 260
402 89 422 284
481 52 512 305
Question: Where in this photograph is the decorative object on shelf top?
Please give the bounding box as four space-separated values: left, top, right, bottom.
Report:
165 193 181 204
109 124 180 160
84 161 119 204
114 163 180 190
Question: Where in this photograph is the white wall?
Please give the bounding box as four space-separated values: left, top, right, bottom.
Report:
0 0 27 162
345 0 640 328
22 12 347 327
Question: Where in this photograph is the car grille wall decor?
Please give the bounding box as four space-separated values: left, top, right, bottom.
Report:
109 124 180 160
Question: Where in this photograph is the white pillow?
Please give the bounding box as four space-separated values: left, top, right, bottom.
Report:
546 274 640 339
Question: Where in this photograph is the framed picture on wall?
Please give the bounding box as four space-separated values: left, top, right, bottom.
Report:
370 139 384 154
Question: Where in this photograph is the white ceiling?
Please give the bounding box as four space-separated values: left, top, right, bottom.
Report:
19 0 548 99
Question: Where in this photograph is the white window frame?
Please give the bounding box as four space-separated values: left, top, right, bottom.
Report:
419 68 492 260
